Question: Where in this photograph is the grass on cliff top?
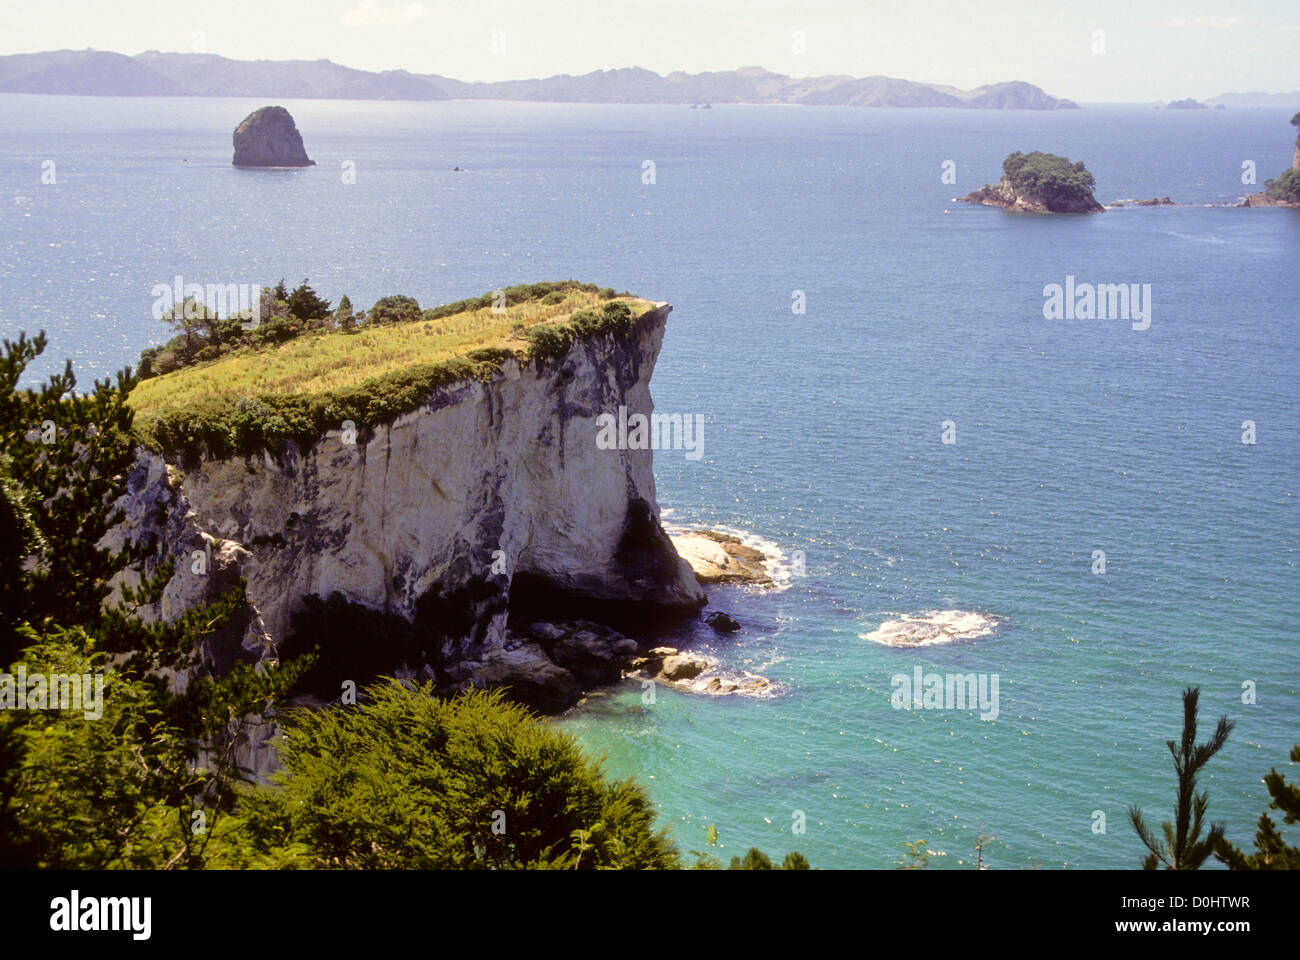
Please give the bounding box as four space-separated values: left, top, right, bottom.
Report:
129 288 652 418
128 286 656 461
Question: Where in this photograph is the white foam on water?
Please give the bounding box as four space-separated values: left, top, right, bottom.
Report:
860 609 1001 647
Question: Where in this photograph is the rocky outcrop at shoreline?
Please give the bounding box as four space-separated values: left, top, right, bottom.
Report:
232 105 315 167
958 178 1104 214
626 646 776 698
1237 192 1300 208
1237 112 1300 207
442 619 638 713
445 625 777 712
668 528 775 585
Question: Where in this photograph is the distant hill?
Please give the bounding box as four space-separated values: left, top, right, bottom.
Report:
1206 91 1300 107
0 50 1079 109
430 68 1079 109
0 50 447 100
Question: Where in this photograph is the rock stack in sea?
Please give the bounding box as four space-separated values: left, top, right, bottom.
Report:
232 105 315 167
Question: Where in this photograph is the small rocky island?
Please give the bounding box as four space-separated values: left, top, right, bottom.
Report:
1164 98 1209 110
958 151 1103 214
232 105 315 167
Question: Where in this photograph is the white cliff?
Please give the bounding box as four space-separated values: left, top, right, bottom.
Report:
108 303 704 768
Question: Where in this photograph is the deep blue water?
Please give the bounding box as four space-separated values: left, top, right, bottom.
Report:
2 95 1296 868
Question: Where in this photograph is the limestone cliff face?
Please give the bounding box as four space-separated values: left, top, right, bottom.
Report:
110 304 703 733
232 105 315 167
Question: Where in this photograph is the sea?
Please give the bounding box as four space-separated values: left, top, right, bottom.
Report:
1 94 1296 869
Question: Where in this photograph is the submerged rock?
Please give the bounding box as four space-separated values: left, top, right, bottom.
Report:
705 611 741 633
232 105 315 167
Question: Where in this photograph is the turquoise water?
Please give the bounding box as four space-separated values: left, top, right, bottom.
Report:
2 95 1296 868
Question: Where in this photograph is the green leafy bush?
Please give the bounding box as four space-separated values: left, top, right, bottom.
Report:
367 294 422 325
601 300 632 322
525 300 643 367
1265 168 1300 203
421 281 598 322
220 682 680 869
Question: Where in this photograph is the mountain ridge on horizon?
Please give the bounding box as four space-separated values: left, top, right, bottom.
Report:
0 48 1083 108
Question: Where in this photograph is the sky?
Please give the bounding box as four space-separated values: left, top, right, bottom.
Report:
0 0 1297 102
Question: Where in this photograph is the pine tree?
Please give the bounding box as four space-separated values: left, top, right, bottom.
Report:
286 278 331 322
1129 687 1234 869
1215 745 1300 869
0 331 140 657
336 294 355 331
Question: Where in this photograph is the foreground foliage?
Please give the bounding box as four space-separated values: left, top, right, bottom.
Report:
1215 745 1300 869
0 333 304 868
216 682 679 869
